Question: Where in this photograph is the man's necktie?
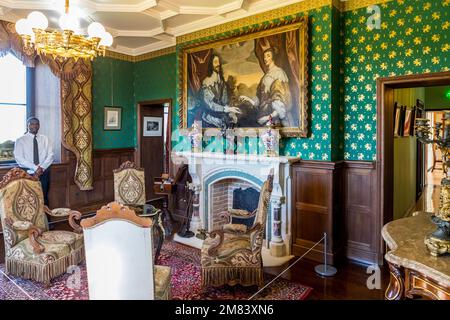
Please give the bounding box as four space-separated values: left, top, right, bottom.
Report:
33 135 39 165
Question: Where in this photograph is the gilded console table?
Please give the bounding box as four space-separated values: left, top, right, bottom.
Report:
382 212 449 300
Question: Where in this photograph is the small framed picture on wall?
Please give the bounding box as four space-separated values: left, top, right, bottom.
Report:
104 106 122 130
143 117 162 137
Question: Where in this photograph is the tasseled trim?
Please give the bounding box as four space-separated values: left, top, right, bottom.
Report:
156 286 172 300
201 266 263 288
5 246 85 285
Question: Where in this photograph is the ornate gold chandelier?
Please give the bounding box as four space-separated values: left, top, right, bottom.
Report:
15 0 113 61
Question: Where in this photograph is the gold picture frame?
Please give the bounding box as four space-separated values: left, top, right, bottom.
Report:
178 16 309 137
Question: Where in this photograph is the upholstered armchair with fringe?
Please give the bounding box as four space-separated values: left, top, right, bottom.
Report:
201 169 274 288
0 168 84 285
113 161 146 214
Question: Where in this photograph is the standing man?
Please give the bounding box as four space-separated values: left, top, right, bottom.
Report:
14 117 54 206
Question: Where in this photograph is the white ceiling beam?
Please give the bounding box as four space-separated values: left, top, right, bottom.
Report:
107 26 165 38
152 33 175 44
157 0 179 13
0 0 159 13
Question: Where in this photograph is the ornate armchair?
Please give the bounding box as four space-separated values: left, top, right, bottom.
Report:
201 169 274 288
80 202 171 300
0 168 83 285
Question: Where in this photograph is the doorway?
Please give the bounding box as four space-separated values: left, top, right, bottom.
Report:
377 71 450 259
137 99 172 201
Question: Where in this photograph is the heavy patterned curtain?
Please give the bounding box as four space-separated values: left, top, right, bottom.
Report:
0 20 93 190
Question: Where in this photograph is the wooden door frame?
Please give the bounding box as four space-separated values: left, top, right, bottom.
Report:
376 71 450 256
136 98 173 175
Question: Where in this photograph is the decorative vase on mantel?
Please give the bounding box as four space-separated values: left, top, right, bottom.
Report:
261 115 280 157
188 121 202 153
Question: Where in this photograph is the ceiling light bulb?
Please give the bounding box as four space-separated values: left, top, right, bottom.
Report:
15 18 33 36
87 22 105 39
59 13 79 32
99 32 113 46
27 11 48 30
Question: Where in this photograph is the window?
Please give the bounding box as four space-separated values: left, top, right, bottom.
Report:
0 53 27 163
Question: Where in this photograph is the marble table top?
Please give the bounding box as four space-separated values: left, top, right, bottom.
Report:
382 212 450 288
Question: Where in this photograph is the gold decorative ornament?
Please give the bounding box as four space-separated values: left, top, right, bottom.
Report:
415 114 450 256
15 0 112 61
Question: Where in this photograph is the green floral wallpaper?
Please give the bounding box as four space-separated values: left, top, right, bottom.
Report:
342 0 449 160
92 57 135 149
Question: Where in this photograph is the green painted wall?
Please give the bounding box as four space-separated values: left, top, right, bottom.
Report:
133 53 177 128
425 86 450 110
92 57 135 149
343 0 449 161
393 87 425 220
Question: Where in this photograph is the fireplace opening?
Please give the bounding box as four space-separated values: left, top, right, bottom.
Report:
210 179 260 230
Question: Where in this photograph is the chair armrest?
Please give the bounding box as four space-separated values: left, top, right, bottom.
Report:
228 208 254 217
68 211 83 234
206 229 225 257
223 223 247 234
44 206 71 217
44 205 83 233
28 226 45 254
12 220 33 231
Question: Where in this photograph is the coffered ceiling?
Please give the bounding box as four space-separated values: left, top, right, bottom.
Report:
0 0 310 56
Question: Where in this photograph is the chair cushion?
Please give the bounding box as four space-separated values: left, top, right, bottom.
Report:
201 233 252 264
154 265 171 300
7 238 72 264
223 223 247 234
40 231 84 251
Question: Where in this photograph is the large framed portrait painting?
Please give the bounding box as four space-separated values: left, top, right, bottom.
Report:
179 17 308 137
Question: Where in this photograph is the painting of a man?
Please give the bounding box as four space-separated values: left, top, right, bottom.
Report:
200 53 241 128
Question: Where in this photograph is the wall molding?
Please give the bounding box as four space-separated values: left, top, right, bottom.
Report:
341 0 393 12
134 46 177 62
177 0 331 45
105 46 176 62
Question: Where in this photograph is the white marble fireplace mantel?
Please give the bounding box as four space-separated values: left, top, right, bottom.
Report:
172 151 300 259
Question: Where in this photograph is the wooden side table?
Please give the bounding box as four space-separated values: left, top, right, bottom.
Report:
382 212 450 300
153 175 176 237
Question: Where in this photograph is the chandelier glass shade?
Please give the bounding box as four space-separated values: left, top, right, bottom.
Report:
15 0 113 60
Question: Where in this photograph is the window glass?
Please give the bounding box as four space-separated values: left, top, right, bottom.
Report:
0 53 27 163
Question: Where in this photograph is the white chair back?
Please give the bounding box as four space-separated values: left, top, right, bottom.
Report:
81 202 154 300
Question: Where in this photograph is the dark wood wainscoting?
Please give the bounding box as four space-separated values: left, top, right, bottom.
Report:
0 148 135 218
292 160 380 265
291 160 344 265
343 161 381 265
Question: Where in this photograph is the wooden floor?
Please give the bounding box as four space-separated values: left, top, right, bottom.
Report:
265 257 389 300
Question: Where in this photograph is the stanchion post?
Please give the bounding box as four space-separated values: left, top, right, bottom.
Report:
314 232 337 277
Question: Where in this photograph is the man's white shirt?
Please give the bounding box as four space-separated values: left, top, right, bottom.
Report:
14 132 54 173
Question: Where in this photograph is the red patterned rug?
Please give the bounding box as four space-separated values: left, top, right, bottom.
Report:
0 241 312 300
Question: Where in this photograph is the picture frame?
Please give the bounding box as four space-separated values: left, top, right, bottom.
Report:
143 117 162 137
178 16 308 137
394 102 400 137
104 106 122 130
403 109 412 136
